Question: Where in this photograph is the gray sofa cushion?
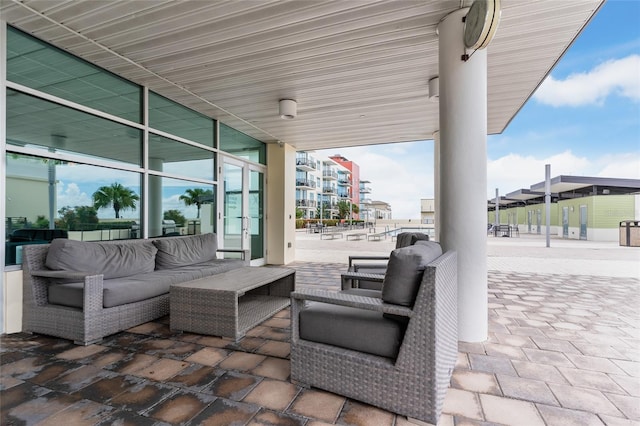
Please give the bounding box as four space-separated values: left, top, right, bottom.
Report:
153 233 218 269
45 239 157 279
48 272 172 309
381 241 442 306
48 258 246 308
299 302 406 359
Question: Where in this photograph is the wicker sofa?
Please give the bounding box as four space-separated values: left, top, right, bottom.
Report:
22 233 248 345
291 242 457 424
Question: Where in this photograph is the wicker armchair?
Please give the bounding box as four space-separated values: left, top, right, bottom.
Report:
291 249 457 425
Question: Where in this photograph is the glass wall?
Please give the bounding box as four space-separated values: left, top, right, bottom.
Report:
6 153 142 265
148 134 214 180
7 26 142 123
148 176 216 238
148 91 215 147
219 123 266 165
4 27 269 267
6 89 142 167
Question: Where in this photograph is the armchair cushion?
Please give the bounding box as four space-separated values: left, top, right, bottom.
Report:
395 232 429 249
299 302 406 359
381 241 442 306
153 233 218 269
45 238 157 280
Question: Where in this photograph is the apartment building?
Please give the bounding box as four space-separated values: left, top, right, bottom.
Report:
359 180 373 223
296 152 371 220
296 152 351 220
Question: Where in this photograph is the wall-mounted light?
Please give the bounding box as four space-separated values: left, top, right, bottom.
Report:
279 99 297 119
428 77 439 101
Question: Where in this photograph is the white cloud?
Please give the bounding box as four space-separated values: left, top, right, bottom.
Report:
56 181 92 208
594 152 640 179
533 54 640 107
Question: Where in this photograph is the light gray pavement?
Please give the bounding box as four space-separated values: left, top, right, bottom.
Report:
294 229 640 279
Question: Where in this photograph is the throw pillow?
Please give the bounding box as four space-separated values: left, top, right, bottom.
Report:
153 233 218 269
381 241 442 306
45 239 157 279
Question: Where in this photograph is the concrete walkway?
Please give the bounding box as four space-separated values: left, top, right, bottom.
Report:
295 230 640 279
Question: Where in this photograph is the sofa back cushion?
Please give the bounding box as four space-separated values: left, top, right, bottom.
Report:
381 241 443 306
153 233 218 269
45 239 157 279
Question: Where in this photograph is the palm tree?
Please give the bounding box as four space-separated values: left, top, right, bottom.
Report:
180 188 214 218
92 183 139 219
337 200 359 220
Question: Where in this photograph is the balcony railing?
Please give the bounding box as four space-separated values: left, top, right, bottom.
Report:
295 158 317 171
337 178 350 185
296 179 316 188
296 199 317 208
322 170 338 180
323 187 337 195
360 186 372 193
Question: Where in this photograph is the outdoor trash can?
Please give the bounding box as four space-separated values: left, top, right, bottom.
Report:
619 220 640 247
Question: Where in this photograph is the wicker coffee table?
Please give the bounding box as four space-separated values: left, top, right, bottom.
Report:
170 266 295 341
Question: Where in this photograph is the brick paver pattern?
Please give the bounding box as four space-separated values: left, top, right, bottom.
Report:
1 262 638 425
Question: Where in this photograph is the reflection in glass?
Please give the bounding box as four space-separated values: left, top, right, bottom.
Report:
6 89 142 166
223 163 243 250
249 170 264 260
7 26 141 123
148 133 214 180
148 176 216 238
5 153 142 265
220 123 266 164
149 91 214 147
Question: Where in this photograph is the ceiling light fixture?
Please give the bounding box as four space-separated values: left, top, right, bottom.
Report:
279 99 297 119
428 77 439 100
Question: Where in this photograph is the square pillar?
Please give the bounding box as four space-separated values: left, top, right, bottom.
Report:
266 143 297 265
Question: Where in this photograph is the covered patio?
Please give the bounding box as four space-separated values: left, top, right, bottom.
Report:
3 1 637 425
1 0 606 342
2 250 638 425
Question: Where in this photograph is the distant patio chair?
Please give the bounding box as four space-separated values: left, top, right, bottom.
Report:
343 232 429 290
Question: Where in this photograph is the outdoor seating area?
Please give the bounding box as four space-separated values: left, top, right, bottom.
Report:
1 259 638 425
291 243 457 424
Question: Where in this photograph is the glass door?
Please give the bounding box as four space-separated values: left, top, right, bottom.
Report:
579 205 588 240
222 158 265 265
562 207 569 238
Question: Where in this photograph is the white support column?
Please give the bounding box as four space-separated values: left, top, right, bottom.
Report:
438 8 488 342
433 130 441 242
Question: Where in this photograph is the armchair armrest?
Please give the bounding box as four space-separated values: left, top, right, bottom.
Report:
29 269 97 281
341 271 385 290
291 289 412 318
348 255 389 268
217 248 250 265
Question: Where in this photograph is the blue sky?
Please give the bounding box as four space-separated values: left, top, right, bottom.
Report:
320 0 640 219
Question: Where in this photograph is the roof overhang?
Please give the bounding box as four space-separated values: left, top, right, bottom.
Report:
530 176 640 195
0 0 604 151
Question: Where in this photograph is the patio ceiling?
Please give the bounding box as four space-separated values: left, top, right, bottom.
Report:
1 0 603 151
